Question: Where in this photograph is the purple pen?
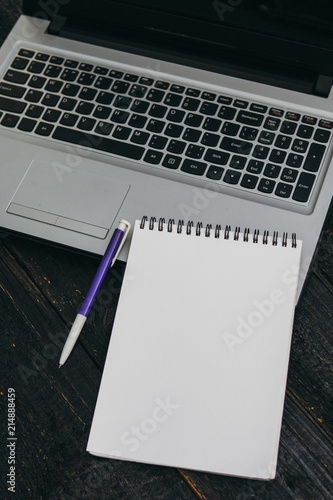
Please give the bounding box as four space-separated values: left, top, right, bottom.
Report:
59 220 131 367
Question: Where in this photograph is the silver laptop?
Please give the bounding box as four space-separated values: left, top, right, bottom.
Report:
0 0 332 298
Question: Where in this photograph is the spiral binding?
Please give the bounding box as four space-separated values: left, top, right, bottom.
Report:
140 216 297 248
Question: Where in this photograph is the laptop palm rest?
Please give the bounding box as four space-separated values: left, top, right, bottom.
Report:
6 160 130 239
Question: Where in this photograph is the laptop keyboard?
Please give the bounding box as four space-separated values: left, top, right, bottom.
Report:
1 47 332 208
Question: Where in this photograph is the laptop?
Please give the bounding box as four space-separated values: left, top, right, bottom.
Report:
0 0 332 299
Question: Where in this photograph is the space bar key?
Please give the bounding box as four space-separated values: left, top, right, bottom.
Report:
52 127 144 160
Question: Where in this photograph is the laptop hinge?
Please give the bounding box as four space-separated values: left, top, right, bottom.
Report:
314 75 333 98
48 16 67 36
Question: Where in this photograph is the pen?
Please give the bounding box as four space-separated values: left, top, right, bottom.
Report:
59 219 131 367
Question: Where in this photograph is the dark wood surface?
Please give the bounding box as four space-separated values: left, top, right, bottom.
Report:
0 4 332 499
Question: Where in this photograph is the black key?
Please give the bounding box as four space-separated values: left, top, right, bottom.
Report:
130 130 150 145
0 96 26 113
250 103 267 113
112 125 131 140
11 57 29 70
18 49 34 58
95 121 113 136
204 149 229 165
182 97 199 111
76 101 94 115
111 109 130 124
44 65 62 78
129 85 147 98
275 182 292 198
45 79 63 92
43 108 61 122
185 144 204 159
35 122 54 136
247 159 263 174
275 135 291 149
264 117 280 131
281 168 299 183
286 153 303 168
269 149 286 163
139 76 153 86
236 110 263 126
319 119 333 129
164 93 182 107
93 106 111 120
146 119 165 133
62 83 80 97
53 126 144 160
203 117 222 132
131 99 149 113
302 115 317 126
303 143 325 172
123 73 138 83
114 95 132 109
59 97 77 111
79 87 97 101
206 165 224 180
280 120 297 134
241 174 258 189
181 159 207 175
218 105 236 120
51 56 65 65
202 92 216 101
183 127 201 142
234 99 248 108
96 91 114 105
184 113 203 127
78 73 96 86
144 150 163 164
240 127 258 141
25 104 43 118
292 139 308 154
314 129 330 143
297 124 314 139
95 66 108 75
42 93 60 107
186 88 200 98
77 117 96 131
64 59 78 68
128 114 147 129
149 135 168 149
292 172 316 202
95 77 113 90
27 61 45 74
149 104 167 118
221 121 239 136
258 131 275 145
18 117 36 132
25 89 43 102
1 113 19 127
146 89 165 102
28 75 46 88
60 113 79 127
165 123 183 138
167 140 186 154
220 137 252 155
218 96 232 105
60 69 79 82
286 112 300 121
199 101 218 115
162 155 181 169
201 132 218 147
264 164 281 178
35 52 49 61
258 178 275 194
4 69 29 84
155 80 169 90
223 169 241 184
0 82 25 98
230 155 246 170
269 107 284 118
170 84 185 94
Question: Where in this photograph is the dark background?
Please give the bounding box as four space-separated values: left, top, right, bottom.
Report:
0 1 333 499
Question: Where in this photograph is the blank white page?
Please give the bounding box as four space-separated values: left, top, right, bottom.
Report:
87 218 302 480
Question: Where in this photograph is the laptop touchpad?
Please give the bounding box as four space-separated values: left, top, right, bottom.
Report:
7 160 130 239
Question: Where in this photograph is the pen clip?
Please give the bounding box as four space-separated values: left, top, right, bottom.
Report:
111 219 131 267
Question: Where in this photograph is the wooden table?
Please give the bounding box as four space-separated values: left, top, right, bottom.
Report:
1 5 332 499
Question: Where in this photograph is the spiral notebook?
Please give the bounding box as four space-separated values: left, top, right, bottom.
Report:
87 217 302 480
